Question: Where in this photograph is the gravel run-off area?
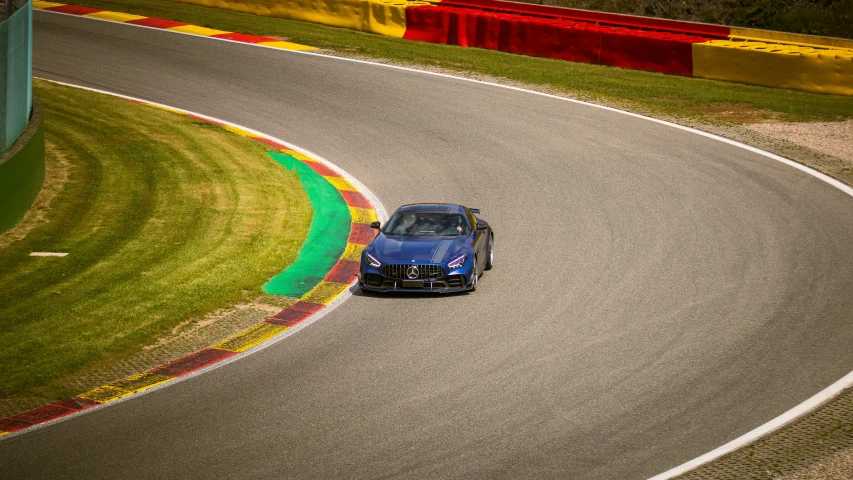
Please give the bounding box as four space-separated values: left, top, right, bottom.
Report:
746 120 853 168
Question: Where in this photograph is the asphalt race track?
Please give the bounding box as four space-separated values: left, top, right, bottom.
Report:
4 11 853 479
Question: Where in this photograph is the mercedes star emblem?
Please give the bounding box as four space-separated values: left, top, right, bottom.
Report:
406 265 419 279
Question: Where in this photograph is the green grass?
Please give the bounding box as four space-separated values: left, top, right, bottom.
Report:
0 79 311 400
55 0 853 123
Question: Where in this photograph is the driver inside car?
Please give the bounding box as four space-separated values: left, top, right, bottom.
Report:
390 213 418 235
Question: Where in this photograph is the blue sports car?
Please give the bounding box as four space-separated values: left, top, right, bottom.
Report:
359 203 494 293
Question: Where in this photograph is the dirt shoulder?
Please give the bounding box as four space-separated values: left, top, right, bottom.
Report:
746 120 853 170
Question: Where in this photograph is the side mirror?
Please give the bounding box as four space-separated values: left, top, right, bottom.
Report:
369 221 381 229
476 221 487 230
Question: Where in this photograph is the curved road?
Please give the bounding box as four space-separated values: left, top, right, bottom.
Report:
4 12 853 479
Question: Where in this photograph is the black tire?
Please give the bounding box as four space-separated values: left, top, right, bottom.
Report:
485 234 494 270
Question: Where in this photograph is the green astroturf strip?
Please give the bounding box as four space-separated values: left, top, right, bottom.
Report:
264 152 351 297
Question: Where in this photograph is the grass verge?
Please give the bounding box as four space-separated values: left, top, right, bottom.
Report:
0 79 311 402
50 0 853 124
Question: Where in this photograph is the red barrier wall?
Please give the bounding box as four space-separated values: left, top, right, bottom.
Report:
404 5 708 75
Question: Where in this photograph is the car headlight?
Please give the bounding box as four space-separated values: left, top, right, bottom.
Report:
366 252 382 268
447 254 467 269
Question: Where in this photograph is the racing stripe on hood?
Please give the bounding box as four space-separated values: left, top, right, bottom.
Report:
431 238 454 263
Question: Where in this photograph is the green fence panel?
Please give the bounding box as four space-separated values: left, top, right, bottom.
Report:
2 0 33 151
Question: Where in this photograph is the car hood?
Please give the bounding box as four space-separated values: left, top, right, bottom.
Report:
370 234 470 264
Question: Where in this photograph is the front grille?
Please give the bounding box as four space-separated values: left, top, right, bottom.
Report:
382 264 444 280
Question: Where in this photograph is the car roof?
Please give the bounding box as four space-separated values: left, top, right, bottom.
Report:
396 203 467 214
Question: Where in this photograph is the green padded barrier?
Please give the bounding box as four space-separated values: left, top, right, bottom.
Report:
0 94 44 234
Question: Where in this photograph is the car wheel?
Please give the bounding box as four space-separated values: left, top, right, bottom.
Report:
469 257 478 291
485 233 494 270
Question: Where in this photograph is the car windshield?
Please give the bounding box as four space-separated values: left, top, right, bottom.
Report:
384 212 470 236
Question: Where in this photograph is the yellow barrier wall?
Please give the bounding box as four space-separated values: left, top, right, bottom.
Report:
173 0 423 38
693 39 853 96
730 28 853 50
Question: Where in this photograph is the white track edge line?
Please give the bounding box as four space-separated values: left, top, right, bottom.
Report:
0 77 387 440
34 12 853 477
648 370 853 479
